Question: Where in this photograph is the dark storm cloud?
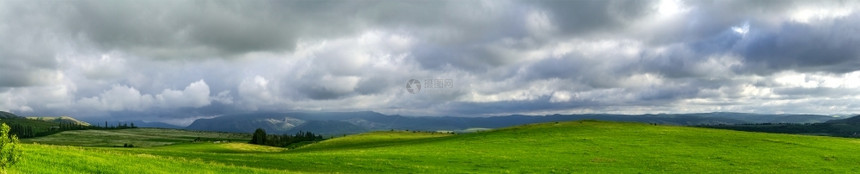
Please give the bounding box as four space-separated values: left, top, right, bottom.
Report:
737 15 860 74
0 51 57 88
2 0 860 119
637 35 742 79
0 3 61 87
523 53 627 89
298 85 352 100
443 96 601 115
23 0 519 60
0 69 47 87
60 0 316 58
354 77 391 95
639 0 791 44
529 0 654 34
633 12 860 77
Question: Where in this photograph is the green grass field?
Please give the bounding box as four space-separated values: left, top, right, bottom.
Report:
9 120 860 173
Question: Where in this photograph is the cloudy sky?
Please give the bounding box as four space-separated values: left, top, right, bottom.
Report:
2 0 860 124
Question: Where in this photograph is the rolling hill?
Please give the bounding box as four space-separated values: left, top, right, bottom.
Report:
0 111 20 119
24 116 90 126
0 111 91 137
11 120 860 173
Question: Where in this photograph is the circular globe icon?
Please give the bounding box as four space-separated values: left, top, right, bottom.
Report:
406 79 421 94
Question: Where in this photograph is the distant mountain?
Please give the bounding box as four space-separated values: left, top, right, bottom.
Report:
288 120 368 135
185 111 840 135
186 112 307 133
0 111 22 119
683 112 836 123
825 115 860 125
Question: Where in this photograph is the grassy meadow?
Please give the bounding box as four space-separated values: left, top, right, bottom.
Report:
21 128 250 147
8 120 860 173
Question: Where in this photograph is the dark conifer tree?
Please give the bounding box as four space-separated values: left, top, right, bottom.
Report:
250 128 267 145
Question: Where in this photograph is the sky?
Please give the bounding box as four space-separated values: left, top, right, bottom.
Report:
2 0 860 125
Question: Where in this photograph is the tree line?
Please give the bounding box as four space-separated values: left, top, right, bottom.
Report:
249 128 324 148
697 122 860 138
94 121 137 129
5 121 137 138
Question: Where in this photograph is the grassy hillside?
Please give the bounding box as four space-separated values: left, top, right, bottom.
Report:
0 111 19 118
9 121 860 173
0 112 93 138
25 116 91 126
0 117 63 134
21 128 251 147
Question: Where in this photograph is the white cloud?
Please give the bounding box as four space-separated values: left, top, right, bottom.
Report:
549 91 573 103
74 80 214 112
77 85 154 111
155 80 211 108
731 22 749 36
789 6 854 23
238 76 276 109
525 10 556 38
774 71 860 89
0 91 33 113
655 0 691 18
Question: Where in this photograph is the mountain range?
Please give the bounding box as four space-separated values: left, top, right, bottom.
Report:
3 110 847 136
184 111 842 135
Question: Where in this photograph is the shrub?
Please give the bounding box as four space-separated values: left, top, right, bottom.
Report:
0 123 22 172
